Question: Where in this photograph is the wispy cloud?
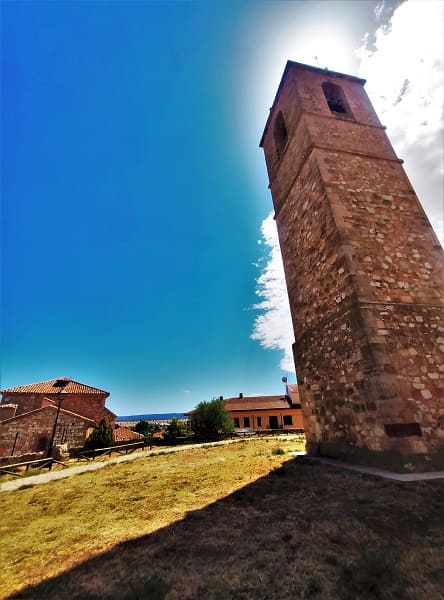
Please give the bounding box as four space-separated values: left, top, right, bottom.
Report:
357 0 444 243
251 214 294 373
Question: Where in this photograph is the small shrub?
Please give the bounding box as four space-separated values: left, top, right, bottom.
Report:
164 417 188 442
83 418 114 452
272 447 285 455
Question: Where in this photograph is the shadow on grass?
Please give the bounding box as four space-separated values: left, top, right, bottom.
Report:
10 460 444 600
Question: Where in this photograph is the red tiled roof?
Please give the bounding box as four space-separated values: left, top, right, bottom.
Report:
185 394 298 415
1 378 109 396
225 395 292 412
114 427 144 442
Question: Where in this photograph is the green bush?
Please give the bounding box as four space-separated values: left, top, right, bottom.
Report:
190 398 233 441
164 417 188 442
83 418 114 451
272 447 286 455
134 420 153 436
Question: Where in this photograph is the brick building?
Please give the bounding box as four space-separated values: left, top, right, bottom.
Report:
260 61 444 470
225 391 303 432
0 377 116 459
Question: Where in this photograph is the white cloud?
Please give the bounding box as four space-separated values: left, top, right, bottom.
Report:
251 214 295 373
251 0 443 374
357 0 444 243
374 2 385 20
373 1 402 28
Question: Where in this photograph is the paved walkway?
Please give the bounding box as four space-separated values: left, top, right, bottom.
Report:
0 435 300 493
296 455 444 482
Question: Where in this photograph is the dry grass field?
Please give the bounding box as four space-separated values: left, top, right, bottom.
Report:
1 436 443 600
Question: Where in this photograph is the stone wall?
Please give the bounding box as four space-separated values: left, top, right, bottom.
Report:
0 406 93 458
260 61 444 470
1 392 112 425
0 404 18 422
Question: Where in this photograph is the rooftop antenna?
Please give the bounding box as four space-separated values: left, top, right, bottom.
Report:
281 375 288 397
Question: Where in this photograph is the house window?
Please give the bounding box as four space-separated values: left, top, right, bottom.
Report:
322 82 352 116
283 415 293 426
243 417 250 428
257 417 262 427
233 418 240 428
269 415 279 429
274 111 288 159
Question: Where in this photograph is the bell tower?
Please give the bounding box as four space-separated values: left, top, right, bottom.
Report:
260 61 444 470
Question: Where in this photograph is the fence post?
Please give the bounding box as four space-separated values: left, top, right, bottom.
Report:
10 432 19 456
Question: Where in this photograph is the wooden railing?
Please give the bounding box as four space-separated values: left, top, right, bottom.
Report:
0 457 67 477
77 440 145 461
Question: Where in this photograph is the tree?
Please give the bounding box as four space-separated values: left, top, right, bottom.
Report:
190 398 233 441
83 418 114 451
134 420 151 436
164 417 188 442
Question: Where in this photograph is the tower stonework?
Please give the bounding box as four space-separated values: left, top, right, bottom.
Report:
260 61 444 470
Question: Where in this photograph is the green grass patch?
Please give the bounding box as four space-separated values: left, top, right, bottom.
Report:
272 446 286 455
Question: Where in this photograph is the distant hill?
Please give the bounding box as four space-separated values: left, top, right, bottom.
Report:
116 412 188 422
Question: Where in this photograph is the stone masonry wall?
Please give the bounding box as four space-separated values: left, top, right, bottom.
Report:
1 393 110 424
0 407 92 458
0 405 18 422
261 62 444 470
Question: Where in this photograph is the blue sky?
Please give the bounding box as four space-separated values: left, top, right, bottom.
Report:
2 1 442 416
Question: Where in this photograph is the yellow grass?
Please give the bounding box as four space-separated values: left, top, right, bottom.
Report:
0 437 303 598
1 436 443 599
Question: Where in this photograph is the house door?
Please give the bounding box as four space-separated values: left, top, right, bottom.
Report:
269 416 279 429
37 437 48 452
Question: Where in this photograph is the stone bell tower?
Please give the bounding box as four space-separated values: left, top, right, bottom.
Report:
260 61 444 471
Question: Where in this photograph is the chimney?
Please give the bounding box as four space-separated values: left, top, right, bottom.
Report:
239 393 243 399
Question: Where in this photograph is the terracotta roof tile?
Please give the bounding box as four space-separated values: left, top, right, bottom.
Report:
114 427 144 442
1 378 109 396
225 395 292 412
